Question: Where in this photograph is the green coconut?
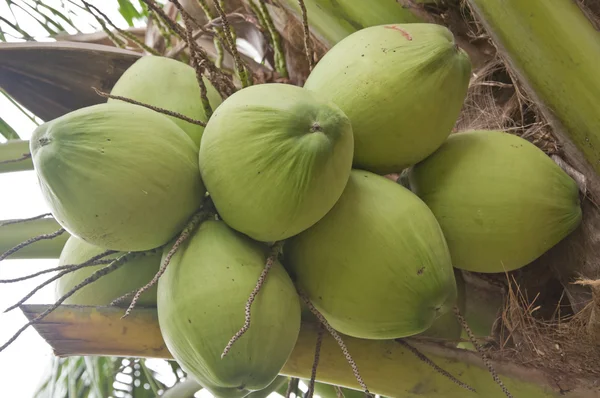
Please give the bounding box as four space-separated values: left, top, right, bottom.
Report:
303 23 472 175
408 130 582 273
418 269 466 341
55 235 160 306
245 376 288 398
30 102 205 252
157 220 301 398
284 169 457 340
108 55 223 147
198 83 354 242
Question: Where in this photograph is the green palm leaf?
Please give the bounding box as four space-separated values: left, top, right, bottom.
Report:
0 116 19 140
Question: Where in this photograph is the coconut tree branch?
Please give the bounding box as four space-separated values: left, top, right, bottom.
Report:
0 228 66 262
0 217 69 260
92 88 207 126
20 304 589 398
297 0 315 70
211 0 252 87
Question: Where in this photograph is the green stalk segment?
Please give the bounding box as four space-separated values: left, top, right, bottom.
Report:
277 0 422 47
467 0 600 182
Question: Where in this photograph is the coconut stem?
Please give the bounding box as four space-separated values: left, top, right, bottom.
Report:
141 0 188 40
81 1 127 48
551 154 587 195
297 0 315 71
395 339 476 392
211 0 252 87
306 322 325 398
221 241 284 358
453 306 513 398
3 249 125 313
299 292 373 397
92 88 208 126
0 258 114 284
0 213 52 226
0 153 31 165
146 8 173 48
334 386 344 398
0 228 66 262
196 0 215 18
109 288 138 307
82 1 160 56
213 33 226 69
172 0 214 119
256 0 289 78
195 0 227 70
0 250 159 353
140 0 236 97
121 208 211 319
285 378 299 398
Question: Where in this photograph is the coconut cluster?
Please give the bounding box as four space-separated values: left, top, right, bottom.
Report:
31 23 582 397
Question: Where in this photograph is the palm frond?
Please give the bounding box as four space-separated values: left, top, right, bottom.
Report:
35 356 182 398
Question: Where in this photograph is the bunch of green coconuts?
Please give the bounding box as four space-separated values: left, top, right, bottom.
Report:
31 23 582 397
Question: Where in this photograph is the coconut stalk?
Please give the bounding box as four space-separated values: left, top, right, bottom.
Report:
275 0 422 48
21 304 599 397
0 140 33 174
466 0 600 200
0 217 69 260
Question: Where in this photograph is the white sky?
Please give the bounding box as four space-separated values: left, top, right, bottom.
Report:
0 1 306 397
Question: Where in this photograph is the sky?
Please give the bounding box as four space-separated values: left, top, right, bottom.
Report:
0 1 308 397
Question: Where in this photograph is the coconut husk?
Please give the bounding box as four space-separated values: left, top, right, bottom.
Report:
487 275 600 387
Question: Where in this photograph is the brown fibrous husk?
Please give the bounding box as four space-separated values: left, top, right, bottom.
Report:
484 275 600 380
412 0 600 381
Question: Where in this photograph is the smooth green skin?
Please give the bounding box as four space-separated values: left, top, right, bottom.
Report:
55 235 160 306
418 269 465 341
0 218 69 259
278 0 421 47
244 376 287 398
284 170 457 340
303 23 472 175
108 55 223 147
157 220 301 398
468 0 600 183
30 102 205 252
199 83 354 242
408 130 582 273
